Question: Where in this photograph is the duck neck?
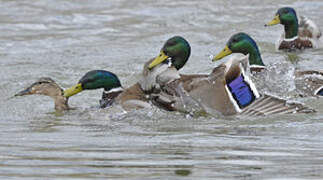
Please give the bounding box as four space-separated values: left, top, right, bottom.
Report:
54 96 69 111
247 46 265 67
172 48 190 70
284 20 298 39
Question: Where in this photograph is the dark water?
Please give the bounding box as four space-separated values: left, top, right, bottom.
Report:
1 0 323 179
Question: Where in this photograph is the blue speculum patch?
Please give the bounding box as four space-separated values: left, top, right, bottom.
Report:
227 75 255 108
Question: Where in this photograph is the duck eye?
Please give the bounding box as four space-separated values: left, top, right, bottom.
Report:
282 9 289 14
167 41 176 46
38 81 50 85
232 38 238 43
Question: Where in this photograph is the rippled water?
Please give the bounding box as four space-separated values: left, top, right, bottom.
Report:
1 0 323 179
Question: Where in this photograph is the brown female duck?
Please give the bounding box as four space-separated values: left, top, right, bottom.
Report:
15 77 70 111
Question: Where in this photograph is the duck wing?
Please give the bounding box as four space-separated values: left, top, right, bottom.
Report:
240 94 316 116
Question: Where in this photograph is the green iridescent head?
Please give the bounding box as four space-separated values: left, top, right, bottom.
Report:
266 7 298 38
64 70 121 97
148 36 191 70
213 32 265 66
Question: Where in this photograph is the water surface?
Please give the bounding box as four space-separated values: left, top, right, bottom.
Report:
1 0 323 179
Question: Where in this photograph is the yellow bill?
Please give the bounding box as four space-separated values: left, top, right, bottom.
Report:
213 45 232 61
265 15 280 26
148 51 169 69
63 83 83 97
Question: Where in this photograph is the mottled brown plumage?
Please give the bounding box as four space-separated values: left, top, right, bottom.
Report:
156 55 316 116
294 70 323 96
15 77 70 111
278 38 313 50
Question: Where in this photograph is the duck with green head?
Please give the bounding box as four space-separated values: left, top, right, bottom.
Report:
213 32 323 97
62 36 202 111
63 70 124 108
214 32 266 72
265 7 321 50
64 69 156 110
141 35 314 116
142 36 214 112
139 36 191 93
156 48 316 116
148 36 191 71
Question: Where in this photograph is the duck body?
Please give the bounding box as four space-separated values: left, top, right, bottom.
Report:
266 7 321 51
156 55 315 116
184 56 259 115
295 70 323 97
114 58 173 110
15 77 70 111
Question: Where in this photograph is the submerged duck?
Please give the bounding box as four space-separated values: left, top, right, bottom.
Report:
213 32 323 97
265 7 321 50
63 70 153 110
63 70 124 108
15 77 70 111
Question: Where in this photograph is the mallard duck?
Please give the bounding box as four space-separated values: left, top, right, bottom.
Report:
144 36 209 111
63 36 196 111
214 32 266 72
265 7 321 50
142 36 210 92
209 56 316 115
151 54 315 116
145 36 315 116
15 77 70 111
62 70 130 108
213 32 323 97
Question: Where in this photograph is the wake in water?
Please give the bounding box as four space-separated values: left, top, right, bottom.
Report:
250 60 297 98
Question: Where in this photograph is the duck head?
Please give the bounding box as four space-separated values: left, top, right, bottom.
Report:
63 70 122 97
265 7 298 39
213 32 265 67
148 36 191 70
15 77 69 111
15 77 63 97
